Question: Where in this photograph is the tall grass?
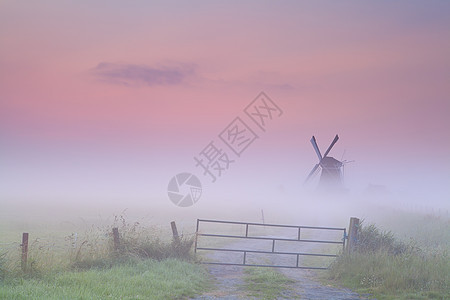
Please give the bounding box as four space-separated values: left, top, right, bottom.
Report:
328 220 449 299
0 216 210 299
70 215 194 270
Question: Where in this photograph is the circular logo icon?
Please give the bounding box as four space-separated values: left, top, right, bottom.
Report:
167 173 202 207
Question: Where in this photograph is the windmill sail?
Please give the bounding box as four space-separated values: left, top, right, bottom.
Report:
322 134 339 158
310 136 322 160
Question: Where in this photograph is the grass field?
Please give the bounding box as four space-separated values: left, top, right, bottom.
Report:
0 259 209 300
0 216 211 299
1 200 448 299
326 210 450 300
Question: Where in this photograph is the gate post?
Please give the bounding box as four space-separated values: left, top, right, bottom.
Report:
194 219 199 254
347 217 360 253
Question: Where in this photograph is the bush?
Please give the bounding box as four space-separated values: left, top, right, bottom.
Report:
131 237 194 260
354 222 410 255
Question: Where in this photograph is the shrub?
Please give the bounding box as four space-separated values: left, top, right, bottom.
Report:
354 222 410 255
118 235 194 261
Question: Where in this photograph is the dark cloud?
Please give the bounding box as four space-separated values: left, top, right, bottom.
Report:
91 62 194 86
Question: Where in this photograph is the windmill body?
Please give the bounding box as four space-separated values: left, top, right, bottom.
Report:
305 134 345 191
318 156 343 188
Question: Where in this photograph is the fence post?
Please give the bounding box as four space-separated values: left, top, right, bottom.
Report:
171 221 180 243
112 227 120 251
194 219 199 254
21 232 29 272
347 217 360 253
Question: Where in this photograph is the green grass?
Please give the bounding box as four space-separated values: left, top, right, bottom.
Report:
0 258 210 299
0 215 196 276
329 250 449 299
242 267 297 299
326 216 450 300
0 216 211 299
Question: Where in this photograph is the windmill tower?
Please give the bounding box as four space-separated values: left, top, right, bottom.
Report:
305 134 345 191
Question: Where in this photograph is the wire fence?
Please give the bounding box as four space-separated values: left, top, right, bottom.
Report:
0 242 21 252
0 220 191 273
0 231 112 270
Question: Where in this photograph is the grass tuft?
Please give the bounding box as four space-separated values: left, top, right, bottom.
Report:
242 267 297 299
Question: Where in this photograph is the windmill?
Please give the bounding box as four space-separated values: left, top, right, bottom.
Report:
304 134 345 190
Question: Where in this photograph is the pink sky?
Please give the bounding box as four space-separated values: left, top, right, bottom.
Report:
1 1 449 209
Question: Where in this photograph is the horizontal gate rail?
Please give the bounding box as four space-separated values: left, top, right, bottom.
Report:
195 247 338 257
203 262 328 270
197 219 346 230
198 233 343 244
195 219 346 270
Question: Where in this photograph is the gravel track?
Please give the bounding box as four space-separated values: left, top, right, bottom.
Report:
191 231 375 300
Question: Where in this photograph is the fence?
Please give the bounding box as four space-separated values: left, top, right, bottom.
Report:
0 221 183 272
2 218 360 271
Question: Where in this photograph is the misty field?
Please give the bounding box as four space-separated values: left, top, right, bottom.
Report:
0 200 449 299
327 210 450 300
0 215 211 299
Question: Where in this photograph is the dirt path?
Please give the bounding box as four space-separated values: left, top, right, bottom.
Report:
192 233 374 300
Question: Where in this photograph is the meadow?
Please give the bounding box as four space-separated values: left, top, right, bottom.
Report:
327 210 450 300
0 213 211 299
1 197 448 299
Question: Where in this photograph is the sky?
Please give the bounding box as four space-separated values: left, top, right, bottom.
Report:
1 1 449 215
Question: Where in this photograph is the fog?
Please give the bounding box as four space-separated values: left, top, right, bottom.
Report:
1 114 448 235
2 149 448 236
1 1 449 236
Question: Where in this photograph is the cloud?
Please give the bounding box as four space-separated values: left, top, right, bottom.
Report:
91 62 195 86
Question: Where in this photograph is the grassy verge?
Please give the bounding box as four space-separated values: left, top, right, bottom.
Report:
0 216 211 299
326 219 450 300
0 258 209 299
242 267 297 299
